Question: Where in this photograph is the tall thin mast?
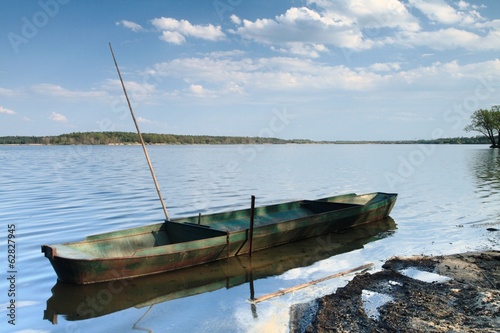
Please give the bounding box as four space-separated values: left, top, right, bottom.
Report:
109 43 170 221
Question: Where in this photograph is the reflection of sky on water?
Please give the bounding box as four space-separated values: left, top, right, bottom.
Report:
47 146 500 333
468 148 500 227
469 148 500 194
3 145 499 332
82 146 500 332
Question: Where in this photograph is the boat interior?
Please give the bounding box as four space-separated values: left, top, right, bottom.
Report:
50 193 387 259
174 193 376 231
60 222 227 258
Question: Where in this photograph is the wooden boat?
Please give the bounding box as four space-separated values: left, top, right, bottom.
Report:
42 192 397 284
44 217 396 323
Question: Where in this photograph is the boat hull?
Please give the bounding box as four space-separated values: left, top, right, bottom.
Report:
42 192 397 284
44 217 397 323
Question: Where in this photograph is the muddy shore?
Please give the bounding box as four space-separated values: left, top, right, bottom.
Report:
290 251 499 333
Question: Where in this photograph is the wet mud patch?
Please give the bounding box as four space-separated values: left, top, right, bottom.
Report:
290 251 499 333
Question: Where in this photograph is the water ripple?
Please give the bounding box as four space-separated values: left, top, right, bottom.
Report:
1 144 499 332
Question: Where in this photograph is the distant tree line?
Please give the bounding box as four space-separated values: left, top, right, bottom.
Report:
328 137 492 145
0 132 312 145
0 131 493 145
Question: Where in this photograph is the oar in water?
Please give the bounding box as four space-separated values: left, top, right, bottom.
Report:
109 43 170 221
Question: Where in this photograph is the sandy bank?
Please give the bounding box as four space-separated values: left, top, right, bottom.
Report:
290 250 499 333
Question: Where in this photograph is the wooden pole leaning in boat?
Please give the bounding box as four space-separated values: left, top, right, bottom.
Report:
109 43 170 221
248 195 256 257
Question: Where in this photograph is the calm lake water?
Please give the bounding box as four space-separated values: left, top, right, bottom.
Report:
1 144 499 332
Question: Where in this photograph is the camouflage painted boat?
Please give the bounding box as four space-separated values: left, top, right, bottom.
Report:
42 192 397 284
44 217 396 323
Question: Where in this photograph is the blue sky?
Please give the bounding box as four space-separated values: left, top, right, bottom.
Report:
1 0 500 141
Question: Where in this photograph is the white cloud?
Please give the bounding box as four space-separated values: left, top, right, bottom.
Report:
150 53 500 100
396 26 500 51
207 50 246 58
228 1 500 55
32 84 108 99
49 112 67 122
369 62 402 72
0 87 18 97
273 42 328 58
309 0 420 32
160 31 186 44
187 84 218 98
408 0 483 26
409 0 462 24
0 106 15 115
389 111 435 123
135 116 168 130
137 116 152 123
103 79 157 102
153 55 380 93
231 6 369 54
151 17 225 43
231 1 421 57
230 14 241 25
189 84 205 95
116 20 146 32
457 0 469 10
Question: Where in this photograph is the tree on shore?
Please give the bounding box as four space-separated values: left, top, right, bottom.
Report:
464 106 500 148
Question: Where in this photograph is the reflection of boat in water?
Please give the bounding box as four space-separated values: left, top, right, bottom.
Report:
44 217 396 324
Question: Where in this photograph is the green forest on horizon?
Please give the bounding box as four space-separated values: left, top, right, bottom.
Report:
0 131 492 145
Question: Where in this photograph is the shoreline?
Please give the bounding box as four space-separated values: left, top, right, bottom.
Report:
0 132 494 146
0 142 494 146
290 250 499 333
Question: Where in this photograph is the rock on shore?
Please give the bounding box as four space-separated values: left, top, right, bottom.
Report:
290 251 499 333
